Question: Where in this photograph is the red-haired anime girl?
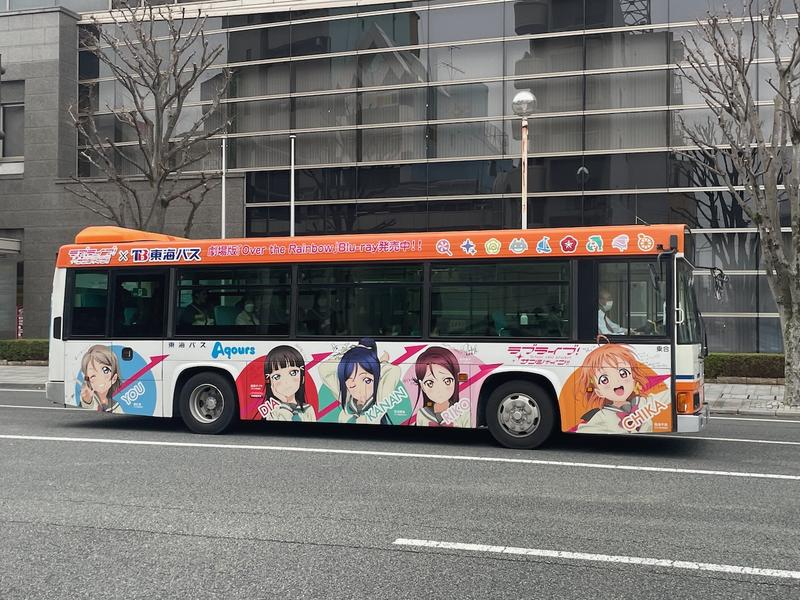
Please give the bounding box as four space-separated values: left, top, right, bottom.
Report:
413 347 470 427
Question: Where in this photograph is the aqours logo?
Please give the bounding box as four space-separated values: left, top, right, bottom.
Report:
211 342 256 359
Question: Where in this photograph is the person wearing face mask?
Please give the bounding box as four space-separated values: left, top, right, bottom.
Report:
598 289 627 335
236 297 260 326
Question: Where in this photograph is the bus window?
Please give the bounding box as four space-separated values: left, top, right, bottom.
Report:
430 261 570 338
68 270 109 337
598 261 666 337
112 273 167 338
175 267 291 336
297 264 422 337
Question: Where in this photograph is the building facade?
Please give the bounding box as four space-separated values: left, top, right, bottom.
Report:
0 0 789 351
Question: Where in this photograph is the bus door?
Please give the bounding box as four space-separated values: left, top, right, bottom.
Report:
569 259 674 434
674 258 705 417
108 270 168 417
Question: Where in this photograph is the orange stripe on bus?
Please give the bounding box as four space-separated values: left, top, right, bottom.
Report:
57 224 688 268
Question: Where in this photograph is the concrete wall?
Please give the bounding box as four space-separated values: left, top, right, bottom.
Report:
0 8 245 339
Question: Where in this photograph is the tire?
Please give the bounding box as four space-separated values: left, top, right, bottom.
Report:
178 372 238 434
485 381 555 449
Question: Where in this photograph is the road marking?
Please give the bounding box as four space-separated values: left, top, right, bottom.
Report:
713 416 800 424
0 388 45 393
654 434 800 447
392 538 800 580
0 404 83 412
0 433 798 481
2 406 794 446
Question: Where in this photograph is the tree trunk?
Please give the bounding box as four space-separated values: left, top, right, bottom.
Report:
780 306 800 406
149 198 167 234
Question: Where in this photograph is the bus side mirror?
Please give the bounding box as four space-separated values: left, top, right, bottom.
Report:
711 267 728 301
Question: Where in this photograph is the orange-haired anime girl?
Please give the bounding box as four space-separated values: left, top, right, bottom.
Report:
567 344 669 434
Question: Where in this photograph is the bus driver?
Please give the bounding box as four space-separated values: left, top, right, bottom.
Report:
598 289 626 335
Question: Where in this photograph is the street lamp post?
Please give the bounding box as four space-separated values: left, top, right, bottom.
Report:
512 91 537 230
290 134 296 237
221 135 227 238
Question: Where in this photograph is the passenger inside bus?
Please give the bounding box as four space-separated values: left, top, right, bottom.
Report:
179 289 215 327
298 293 333 335
235 297 261 326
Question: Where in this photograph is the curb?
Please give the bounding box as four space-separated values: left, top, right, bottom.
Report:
0 382 45 390
710 408 800 419
0 361 48 366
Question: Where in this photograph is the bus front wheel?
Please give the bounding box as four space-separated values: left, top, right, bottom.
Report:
486 381 555 449
179 372 237 435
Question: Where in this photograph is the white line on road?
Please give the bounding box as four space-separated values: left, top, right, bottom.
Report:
392 538 800 580
1 406 796 446
0 433 798 481
0 404 83 411
653 435 800 446
0 388 44 393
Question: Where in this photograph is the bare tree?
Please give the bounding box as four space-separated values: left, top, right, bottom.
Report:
678 0 800 403
69 1 230 237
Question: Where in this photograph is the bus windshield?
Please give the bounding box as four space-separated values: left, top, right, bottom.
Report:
677 259 702 345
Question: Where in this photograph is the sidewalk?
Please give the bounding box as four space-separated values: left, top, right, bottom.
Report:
0 365 798 418
0 365 48 390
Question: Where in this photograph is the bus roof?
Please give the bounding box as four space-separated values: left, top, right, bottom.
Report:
57 224 688 268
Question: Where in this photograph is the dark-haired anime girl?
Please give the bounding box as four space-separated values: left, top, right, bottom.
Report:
262 345 316 422
320 338 401 424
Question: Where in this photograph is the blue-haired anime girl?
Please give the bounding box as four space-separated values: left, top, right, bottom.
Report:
320 338 401 424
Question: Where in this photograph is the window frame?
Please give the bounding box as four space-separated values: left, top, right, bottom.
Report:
593 257 673 343
295 259 425 339
427 257 573 342
110 268 170 340
0 102 24 159
171 263 293 339
64 268 111 340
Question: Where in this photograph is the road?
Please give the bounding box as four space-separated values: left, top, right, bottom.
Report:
0 389 798 599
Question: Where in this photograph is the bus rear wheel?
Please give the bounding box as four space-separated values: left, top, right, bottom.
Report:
486 381 555 449
179 372 237 434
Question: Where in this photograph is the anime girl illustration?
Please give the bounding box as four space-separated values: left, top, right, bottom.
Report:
320 338 401 424
568 344 669 434
262 345 316 422
413 347 470 427
79 344 122 413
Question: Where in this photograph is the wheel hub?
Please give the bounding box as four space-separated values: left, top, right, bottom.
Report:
498 394 540 437
189 384 224 424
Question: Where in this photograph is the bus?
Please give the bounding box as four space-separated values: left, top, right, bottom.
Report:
46 224 711 449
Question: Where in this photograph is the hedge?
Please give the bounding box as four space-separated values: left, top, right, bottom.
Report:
0 340 49 362
705 353 784 379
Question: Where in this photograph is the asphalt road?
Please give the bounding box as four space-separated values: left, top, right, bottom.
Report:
0 389 798 599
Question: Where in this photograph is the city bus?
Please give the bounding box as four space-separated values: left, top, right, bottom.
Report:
46 224 711 449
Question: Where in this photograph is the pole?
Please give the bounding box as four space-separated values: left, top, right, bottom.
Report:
221 136 227 238
520 117 528 230
290 134 296 237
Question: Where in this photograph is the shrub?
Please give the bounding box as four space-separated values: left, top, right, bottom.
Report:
705 353 784 379
0 339 49 362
